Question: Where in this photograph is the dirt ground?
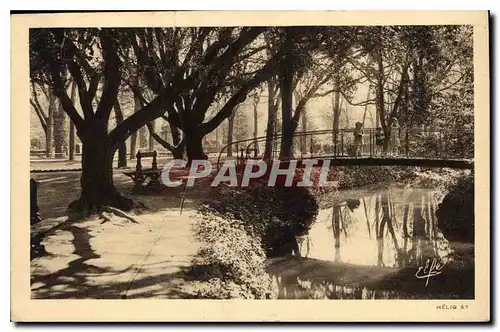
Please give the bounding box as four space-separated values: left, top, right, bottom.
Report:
30 166 212 299
31 210 202 299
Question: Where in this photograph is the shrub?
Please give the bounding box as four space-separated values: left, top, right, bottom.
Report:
436 173 474 244
186 211 272 299
203 184 319 256
188 183 319 299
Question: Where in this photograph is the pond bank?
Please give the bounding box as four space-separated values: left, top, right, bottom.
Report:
329 166 469 190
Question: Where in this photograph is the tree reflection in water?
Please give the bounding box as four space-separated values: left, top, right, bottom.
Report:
270 187 472 299
296 187 452 268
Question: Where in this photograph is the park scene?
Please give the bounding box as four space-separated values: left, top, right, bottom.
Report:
30 25 474 299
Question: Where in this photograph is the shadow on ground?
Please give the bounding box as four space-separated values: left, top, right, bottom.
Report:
31 205 201 299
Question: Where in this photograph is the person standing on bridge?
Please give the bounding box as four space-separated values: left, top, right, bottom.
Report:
390 117 401 157
353 121 364 157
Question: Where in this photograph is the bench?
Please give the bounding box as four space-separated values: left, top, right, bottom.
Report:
123 150 163 191
30 149 46 158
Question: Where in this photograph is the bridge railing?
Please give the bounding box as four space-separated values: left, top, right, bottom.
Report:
216 128 473 170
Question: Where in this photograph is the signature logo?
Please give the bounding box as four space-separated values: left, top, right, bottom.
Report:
415 258 445 287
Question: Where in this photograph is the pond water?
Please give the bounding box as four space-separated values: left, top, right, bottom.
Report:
299 187 450 268
268 186 475 299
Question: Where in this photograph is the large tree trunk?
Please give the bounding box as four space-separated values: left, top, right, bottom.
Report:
113 101 127 168
374 48 389 153
45 93 55 158
70 126 133 215
332 91 341 131
186 132 207 164
332 81 341 153
170 123 184 159
172 148 184 160
53 99 67 157
294 90 308 155
280 122 295 159
264 78 277 160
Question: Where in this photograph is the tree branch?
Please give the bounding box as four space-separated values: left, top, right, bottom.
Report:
435 70 470 94
30 99 48 133
147 123 185 153
193 28 266 113
67 60 94 119
45 53 85 130
200 46 282 135
88 73 101 102
107 93 170 150
389 61 410 118
95 30 121 121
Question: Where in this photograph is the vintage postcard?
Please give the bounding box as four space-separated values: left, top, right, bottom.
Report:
11 11 489 322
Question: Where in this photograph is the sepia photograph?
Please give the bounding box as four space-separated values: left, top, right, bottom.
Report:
11 11 490 322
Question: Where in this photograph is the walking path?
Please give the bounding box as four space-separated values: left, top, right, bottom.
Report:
31 208 201 299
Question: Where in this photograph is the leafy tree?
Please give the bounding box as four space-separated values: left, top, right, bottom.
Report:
275 26 358 158
350 26 473 151
30 28 136 212
124 27 283 163
30 27 285 212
